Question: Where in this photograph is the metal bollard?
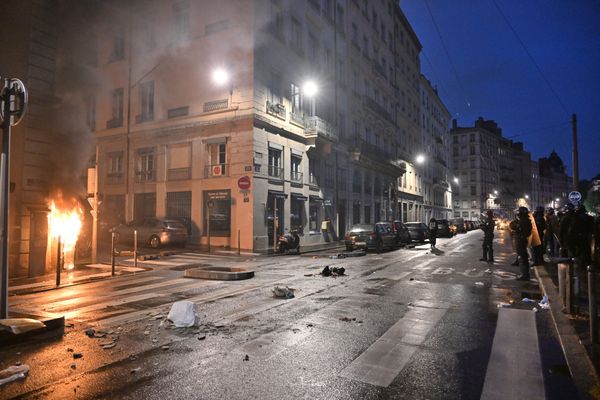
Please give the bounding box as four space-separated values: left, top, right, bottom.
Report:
237 229 241 255
589 265 598 345
111 232 116 277
558 263 568 307
56 236 62 287
134 230 138 269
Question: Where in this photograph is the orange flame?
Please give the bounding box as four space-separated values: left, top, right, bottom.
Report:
48 197 82 270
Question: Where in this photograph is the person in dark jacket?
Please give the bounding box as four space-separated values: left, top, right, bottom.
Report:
480 210 495 262
559 203 576 257
533 206 546 265
428 218 438 249
515 206 533 281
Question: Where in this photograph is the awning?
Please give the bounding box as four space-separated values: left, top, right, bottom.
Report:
309 195 323 202
268 190 288 199
290 193 308 201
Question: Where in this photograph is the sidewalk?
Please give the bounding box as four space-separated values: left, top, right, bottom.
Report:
534 262 600 399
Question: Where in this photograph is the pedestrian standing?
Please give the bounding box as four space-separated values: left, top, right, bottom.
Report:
544 208 559 257
480 210 495 262
515 207 533 281
428 218 438 250
533 206 546 265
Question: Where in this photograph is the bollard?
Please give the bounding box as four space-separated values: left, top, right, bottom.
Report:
589 265 598 345
558 263 568 307
237 229 241 255
111 232 116 277
56 236 62 287
134 230 138 269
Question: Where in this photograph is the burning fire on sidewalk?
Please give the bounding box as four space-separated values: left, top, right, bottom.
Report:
48 193 83 270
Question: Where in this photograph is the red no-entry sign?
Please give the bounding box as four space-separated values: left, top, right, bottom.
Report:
238 176 251 190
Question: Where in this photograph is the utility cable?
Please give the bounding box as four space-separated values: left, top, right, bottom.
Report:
491 0 570 115
423 0 472 109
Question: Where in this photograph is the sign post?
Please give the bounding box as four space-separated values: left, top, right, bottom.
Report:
0 78 27 319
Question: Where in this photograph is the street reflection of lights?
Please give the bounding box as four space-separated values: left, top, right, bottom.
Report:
212 68 229 86
303 80 318 97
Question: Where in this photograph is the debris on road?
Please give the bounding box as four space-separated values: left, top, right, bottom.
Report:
522 298 536 304
0 318 46 335
322 266 332 276
474 282 485 287
100 342 117 350
72 353 83 359
304 273 313 277
539 295 550 310
84 328 96 337
70 363 77 369
532 307 539 313
130 367 141 374
484 269 492 274
272 286 295 299
321 265 345 277
497 302 512 308
330 254 346 259
167 301 198 328
243 354 250 361
161 345 170 351
197 335 206 340
0 365 29 386
339 317 357 322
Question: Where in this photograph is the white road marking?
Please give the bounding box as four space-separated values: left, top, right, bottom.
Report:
481 308 545 399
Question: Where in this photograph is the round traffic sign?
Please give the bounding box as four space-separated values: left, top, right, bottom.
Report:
238 176 251 190
568 191 582 204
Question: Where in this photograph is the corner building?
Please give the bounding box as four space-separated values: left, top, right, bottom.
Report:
88 0 424 252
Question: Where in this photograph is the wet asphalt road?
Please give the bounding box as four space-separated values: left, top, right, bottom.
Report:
0 230 579 399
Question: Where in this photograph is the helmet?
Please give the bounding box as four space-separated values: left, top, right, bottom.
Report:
518 206 529 215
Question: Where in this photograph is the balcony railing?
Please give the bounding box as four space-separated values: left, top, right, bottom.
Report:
290 171 303 184
268 165 283 180
203 99 228 113
135 170 155 183
106 172 123 184
363 95 392 122
372 60 386 79
304 116 338 141
168 167 191 181
204 164 228 178
266 101 286 119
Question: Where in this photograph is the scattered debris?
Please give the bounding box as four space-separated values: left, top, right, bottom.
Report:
65 323 74 328
167 301 197 328
321 265 345 277
532 307 539 313
539 295 550 310
339 317 356 322
522 298 536 304
471 268 477 272
152 339 158 344
409 278 414 281
304 273 313 277
197 335 206 341
130 367 141 374
151 315 164 321
497 302 512 308
70 363 77 370
143 331 150 335
129 355 138 361
484 269 492 274
0 319 46 335
332 267 345 276
321 266 332 277
307 323 314 328
72 353 83 359
474 282 485 287
100 342 117 350
272 286 295 299
330 254 346 259
84 328 96 338
243 354 250 361
161 345 170 351
66 348 73 352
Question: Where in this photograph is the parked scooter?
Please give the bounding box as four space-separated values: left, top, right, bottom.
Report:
278 228 301 254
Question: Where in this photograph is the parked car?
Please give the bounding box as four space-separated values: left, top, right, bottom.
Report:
450 218 466 233
111 218 189 248
465 221 475 231
436 219 455 238
391 220 411 247
405 222 430 243
344 222 396 252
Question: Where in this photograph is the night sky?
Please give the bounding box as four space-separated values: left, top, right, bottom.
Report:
401 0 600 179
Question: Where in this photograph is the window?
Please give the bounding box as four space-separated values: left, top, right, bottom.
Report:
173 0 190 41
136 148 155 182
364 205 371 224
134 193 156 221
290 154 302 183
137 81 154 123
353 202 361 224
166 191 192 233
204 190 231 236
268 147 283 179
323 0 333 19
84 95 96 131
168 144 191 180
351 23 359 46
268 71 282 105
269 2 284 39
325 162 334 187
308 33 319 61
290 83 301 117
109 28 124 62
470 145 475 155
107 88 124 128
470 185 476 196
290 196 305 231
336 4 345 32
353 169 362 193
107 151 123 184
309 198 322 231
206 142 227 177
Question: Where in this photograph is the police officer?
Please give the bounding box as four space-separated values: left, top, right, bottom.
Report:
480 210 495 262
533 206 546 265
515 206 533 281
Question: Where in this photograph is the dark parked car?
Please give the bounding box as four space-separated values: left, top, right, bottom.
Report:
391 220 411 246
111 218 189 248
436 219 455 238
344 222 396 252
405 222 430 243
465 221 475 231
450 218 467 233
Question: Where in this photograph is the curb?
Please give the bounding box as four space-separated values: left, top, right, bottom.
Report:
0 315 65 348
534 264 600 399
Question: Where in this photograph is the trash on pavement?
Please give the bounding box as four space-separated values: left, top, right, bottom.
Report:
70 363 77 369
0 365 30 386
130 367 141 374
167 301 197 328
84 328 96 337
100 342 117 349
339 317 356 322
0 319 46 335
243 354 250 361
497 302 512 308
474 282 485 287
272 286 295 299
522 298 536 304
484 269 492 274
332 266 345 276
321 266 332 276
532 307 539 313
72 353 83 359
539 295 550 309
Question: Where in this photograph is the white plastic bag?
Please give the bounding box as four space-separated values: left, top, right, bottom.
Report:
167 301 197 327
0 365 29 386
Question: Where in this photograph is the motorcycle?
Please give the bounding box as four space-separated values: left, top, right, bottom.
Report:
278 229 301 254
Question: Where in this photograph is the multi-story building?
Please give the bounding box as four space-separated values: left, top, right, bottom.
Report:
419 75 452 221
0 0 63 277
538 151 571 209
450 118 501 220
78 0 423 253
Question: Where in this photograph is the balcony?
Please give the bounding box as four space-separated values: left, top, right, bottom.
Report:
308 173 318 187
350 139 406 177
266 101 286 120
363 95 393 123
433 179 450 190
268 165 284 181
204 164 228 178
135 170 155 183
168 167 191 181
203 99 228 113
434 156 447 167
106 172 123 185
305 116 338 142
290 171 303 185
372 60 386 79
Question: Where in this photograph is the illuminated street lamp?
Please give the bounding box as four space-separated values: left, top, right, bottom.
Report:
493 190 498 195
212 68 230 86
303 80 318 115
415 154 425 164
453 177 459 184
525 194 529 199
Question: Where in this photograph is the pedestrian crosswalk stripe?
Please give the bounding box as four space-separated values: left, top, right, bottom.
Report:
480 308 545 399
